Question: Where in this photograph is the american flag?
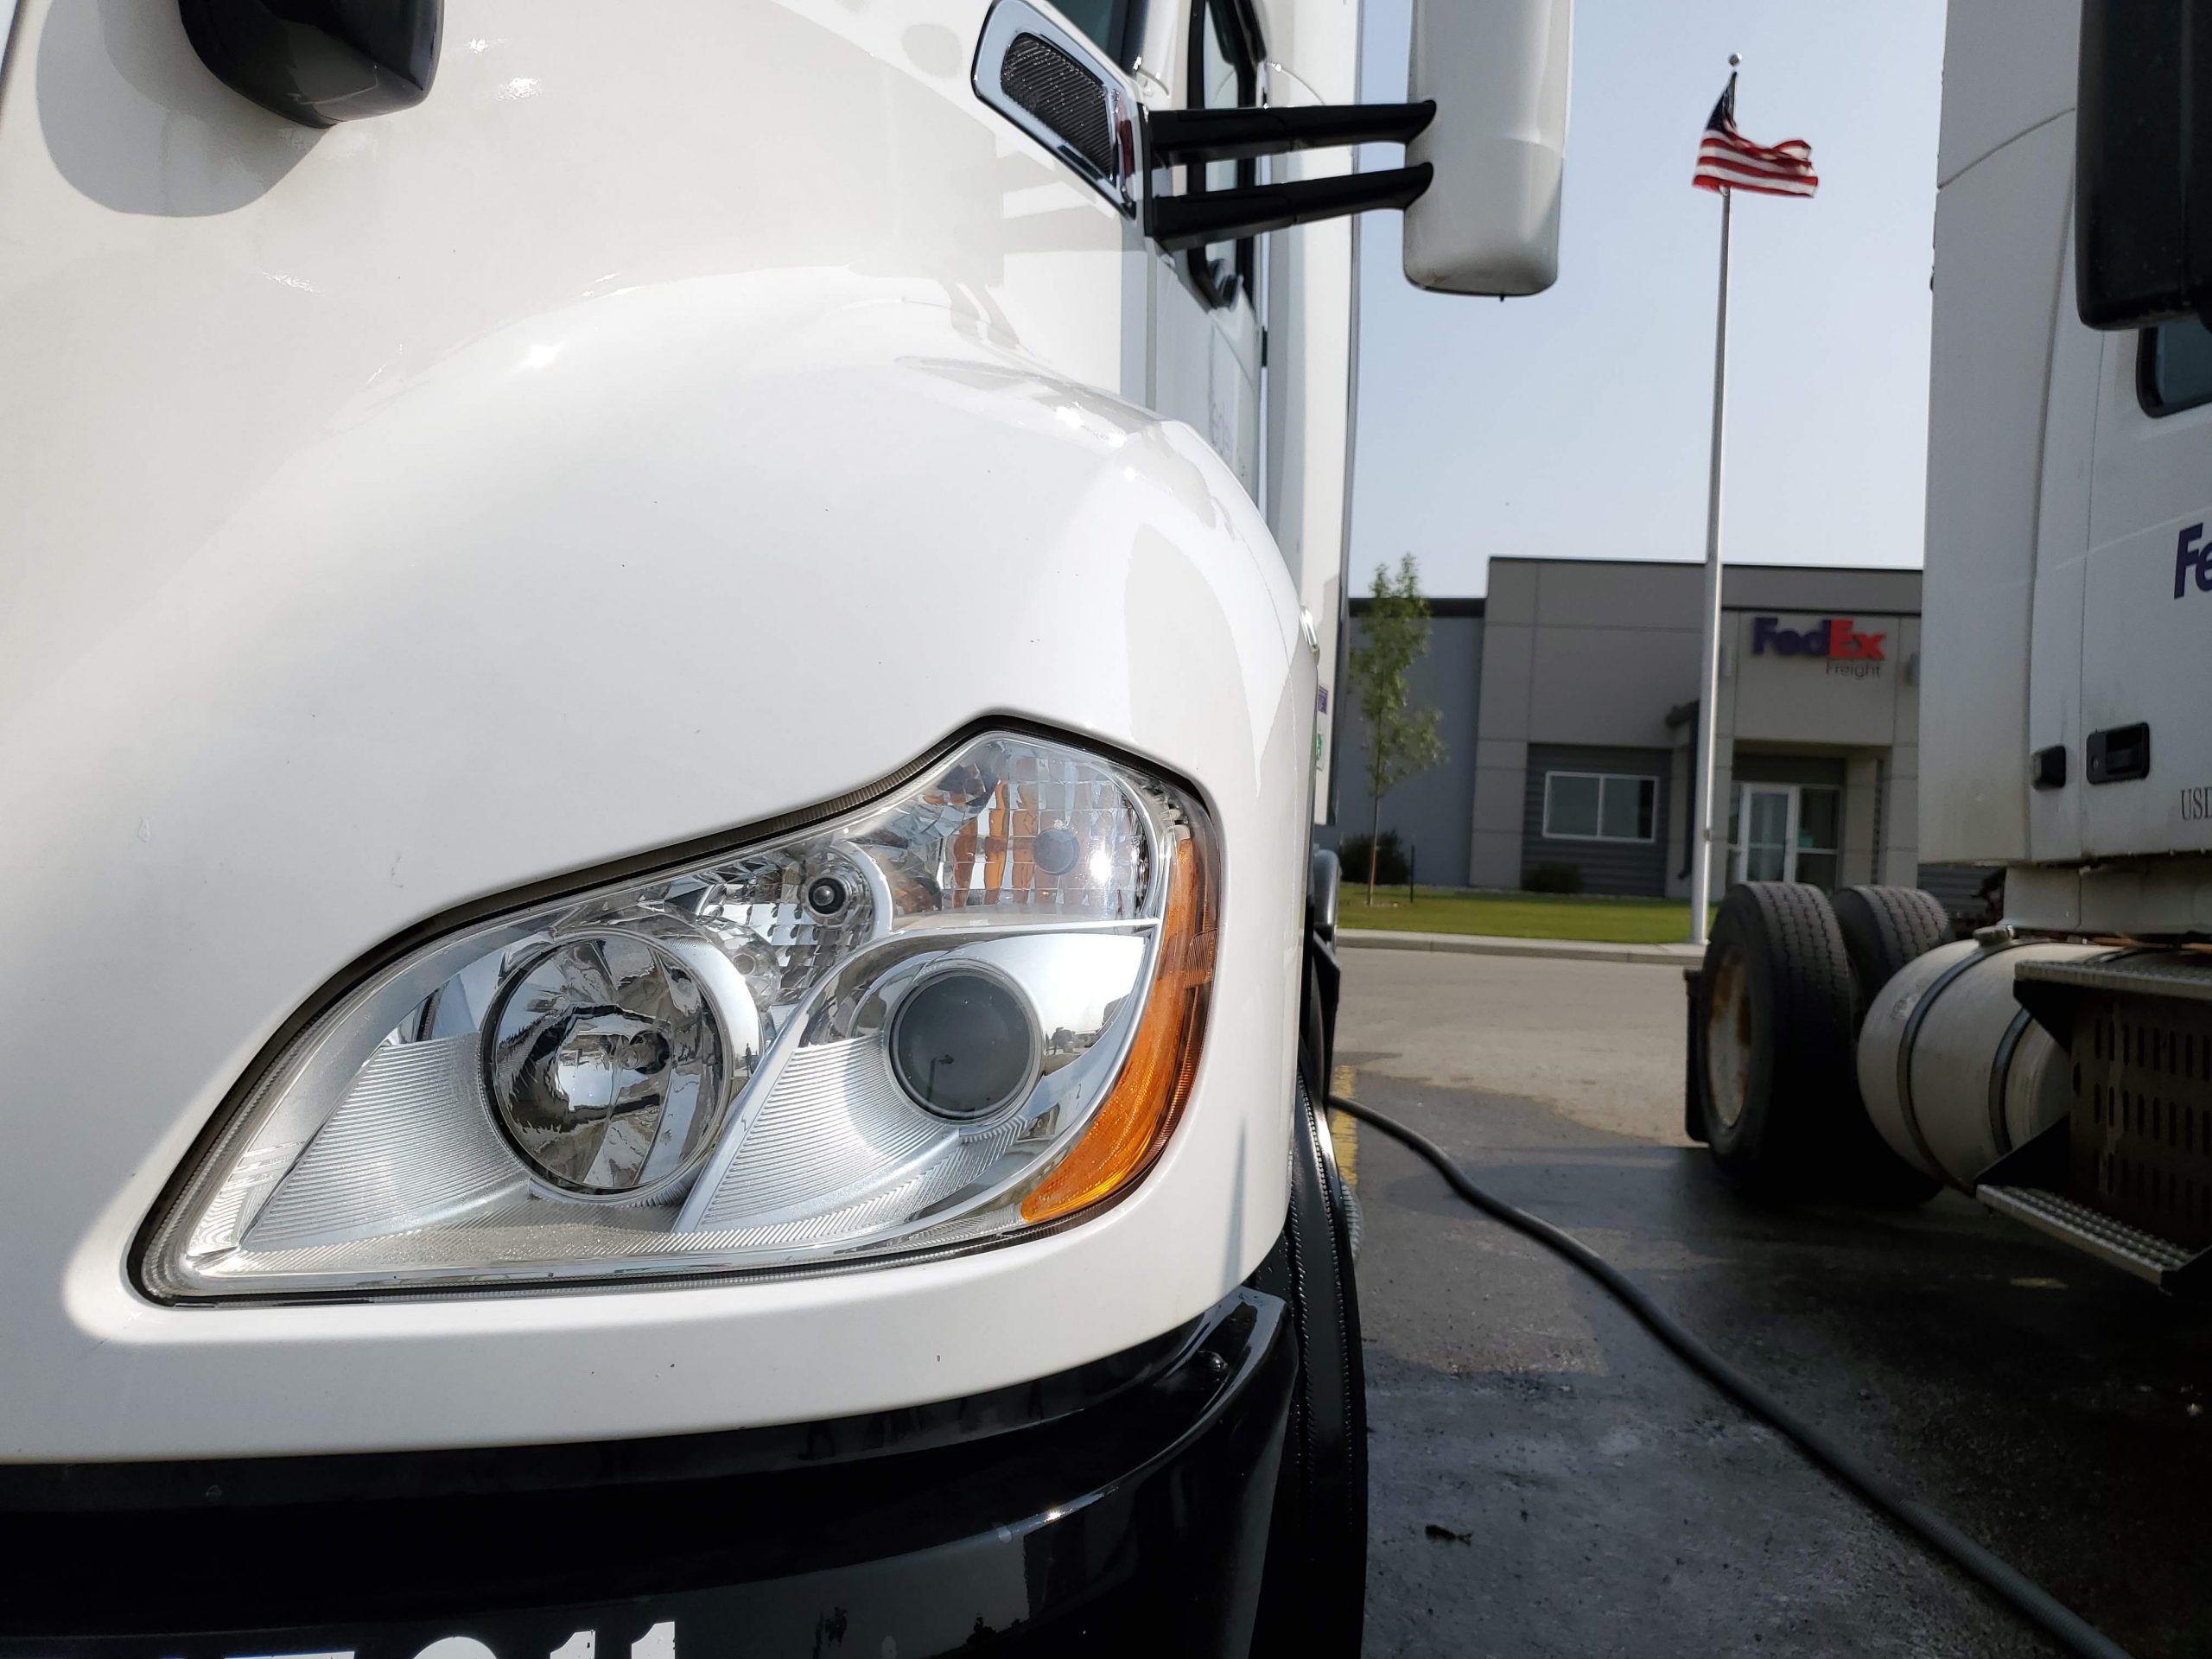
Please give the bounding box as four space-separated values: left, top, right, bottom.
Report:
1692 78 1818 199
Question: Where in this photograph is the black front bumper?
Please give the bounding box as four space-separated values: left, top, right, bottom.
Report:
0 1287 1293 1658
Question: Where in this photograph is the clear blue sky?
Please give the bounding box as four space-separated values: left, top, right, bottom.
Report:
1348 0 1946 598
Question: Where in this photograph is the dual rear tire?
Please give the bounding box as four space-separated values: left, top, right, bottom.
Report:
1696 882 1945 1205
1831 884 1953 1031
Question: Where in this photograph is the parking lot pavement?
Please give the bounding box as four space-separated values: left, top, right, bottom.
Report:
1342 949 2212 1659
1335 946 1693 1145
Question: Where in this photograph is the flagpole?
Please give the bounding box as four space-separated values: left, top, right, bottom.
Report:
1688 59 1739 950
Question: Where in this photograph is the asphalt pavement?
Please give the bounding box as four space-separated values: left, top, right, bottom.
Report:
1341 947 2212 1659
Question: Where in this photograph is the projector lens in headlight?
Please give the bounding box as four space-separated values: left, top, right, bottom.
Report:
890 967 1039 1122
140 731 1215 1300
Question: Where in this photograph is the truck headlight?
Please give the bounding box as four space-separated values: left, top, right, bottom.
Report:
139 731 1215 1300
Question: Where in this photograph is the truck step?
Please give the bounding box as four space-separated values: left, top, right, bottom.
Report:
2015 950 2212 1005
1977 1185 2197 1287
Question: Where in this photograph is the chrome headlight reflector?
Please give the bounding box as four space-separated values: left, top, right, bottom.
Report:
142 733 1215 1300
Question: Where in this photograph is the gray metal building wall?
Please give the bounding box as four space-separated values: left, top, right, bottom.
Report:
1332 602 1483 883
1519 744 1674 895
1476 559 1926 895
1326 560 1938 898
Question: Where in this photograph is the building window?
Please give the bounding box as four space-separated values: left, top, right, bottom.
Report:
2139 316 2212 417
1542 772 1657 842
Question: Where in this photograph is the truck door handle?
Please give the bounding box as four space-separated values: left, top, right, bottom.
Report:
2086 723 2152 785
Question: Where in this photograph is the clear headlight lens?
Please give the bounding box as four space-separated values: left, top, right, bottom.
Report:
483 930 744 1197
141 733 1215 1300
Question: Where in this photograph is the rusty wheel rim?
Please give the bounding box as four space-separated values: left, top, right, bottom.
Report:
1707 943 1753 1131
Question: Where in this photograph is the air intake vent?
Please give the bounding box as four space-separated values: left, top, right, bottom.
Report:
2071 990 2212 1249
1001 32 1116 178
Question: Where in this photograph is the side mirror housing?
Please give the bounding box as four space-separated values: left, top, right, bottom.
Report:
180 0 442 129
1402 0 1573 296
2075 0 2212 329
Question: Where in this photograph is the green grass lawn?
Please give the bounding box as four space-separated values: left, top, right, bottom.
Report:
1339 886 1713 944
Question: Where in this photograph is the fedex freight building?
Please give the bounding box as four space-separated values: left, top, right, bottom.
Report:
1336 556 1981 907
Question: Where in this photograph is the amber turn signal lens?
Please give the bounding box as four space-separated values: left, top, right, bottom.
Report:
1021 833 1215 1224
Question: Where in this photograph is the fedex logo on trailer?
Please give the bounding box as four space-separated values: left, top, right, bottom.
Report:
2175 522 2212 597
1750 616 1885 660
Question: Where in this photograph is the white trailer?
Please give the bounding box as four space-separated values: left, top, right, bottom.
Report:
0 1 1567 1654
1692 0 2212 1297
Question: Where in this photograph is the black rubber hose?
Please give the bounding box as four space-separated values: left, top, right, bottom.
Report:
1328 1092 2132 1659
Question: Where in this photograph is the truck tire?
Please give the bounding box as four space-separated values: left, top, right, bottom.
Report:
1249 1077 1368 1656
1831 884 1954 1029
1696 882 1859 1198
1827 886 1950 1205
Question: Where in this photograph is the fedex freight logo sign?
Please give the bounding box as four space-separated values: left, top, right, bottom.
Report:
1750 615 1885 680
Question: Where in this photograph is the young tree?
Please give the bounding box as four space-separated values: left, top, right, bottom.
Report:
1346 555 1447 903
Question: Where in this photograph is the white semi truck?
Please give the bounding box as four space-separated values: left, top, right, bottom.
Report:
0 1 1567 1654
1692 1 2212 1299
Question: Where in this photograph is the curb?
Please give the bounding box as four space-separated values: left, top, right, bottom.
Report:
1336 928 1704 969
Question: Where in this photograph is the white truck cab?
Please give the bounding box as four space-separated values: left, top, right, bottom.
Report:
0 1 1567 1653
1691 1 2212 1305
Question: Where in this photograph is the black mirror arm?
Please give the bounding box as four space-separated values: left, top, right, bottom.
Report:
1146 100 1435 165
1147 164 1433 252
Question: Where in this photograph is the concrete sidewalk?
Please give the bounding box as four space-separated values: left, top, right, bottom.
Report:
1337 927 1703 968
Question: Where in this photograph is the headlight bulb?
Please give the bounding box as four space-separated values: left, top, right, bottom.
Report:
485 933 731 1196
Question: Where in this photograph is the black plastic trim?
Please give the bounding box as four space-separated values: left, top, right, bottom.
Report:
2087 721 2152 784
1147 100 1435 163
1149 163 1434 252
0 1285 1294 1647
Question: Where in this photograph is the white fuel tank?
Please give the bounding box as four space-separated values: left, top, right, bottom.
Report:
1857 938 2108 1186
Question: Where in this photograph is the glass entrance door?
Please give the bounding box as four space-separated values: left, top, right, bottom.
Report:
1727 782 1844 889
1733 786 1795 883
